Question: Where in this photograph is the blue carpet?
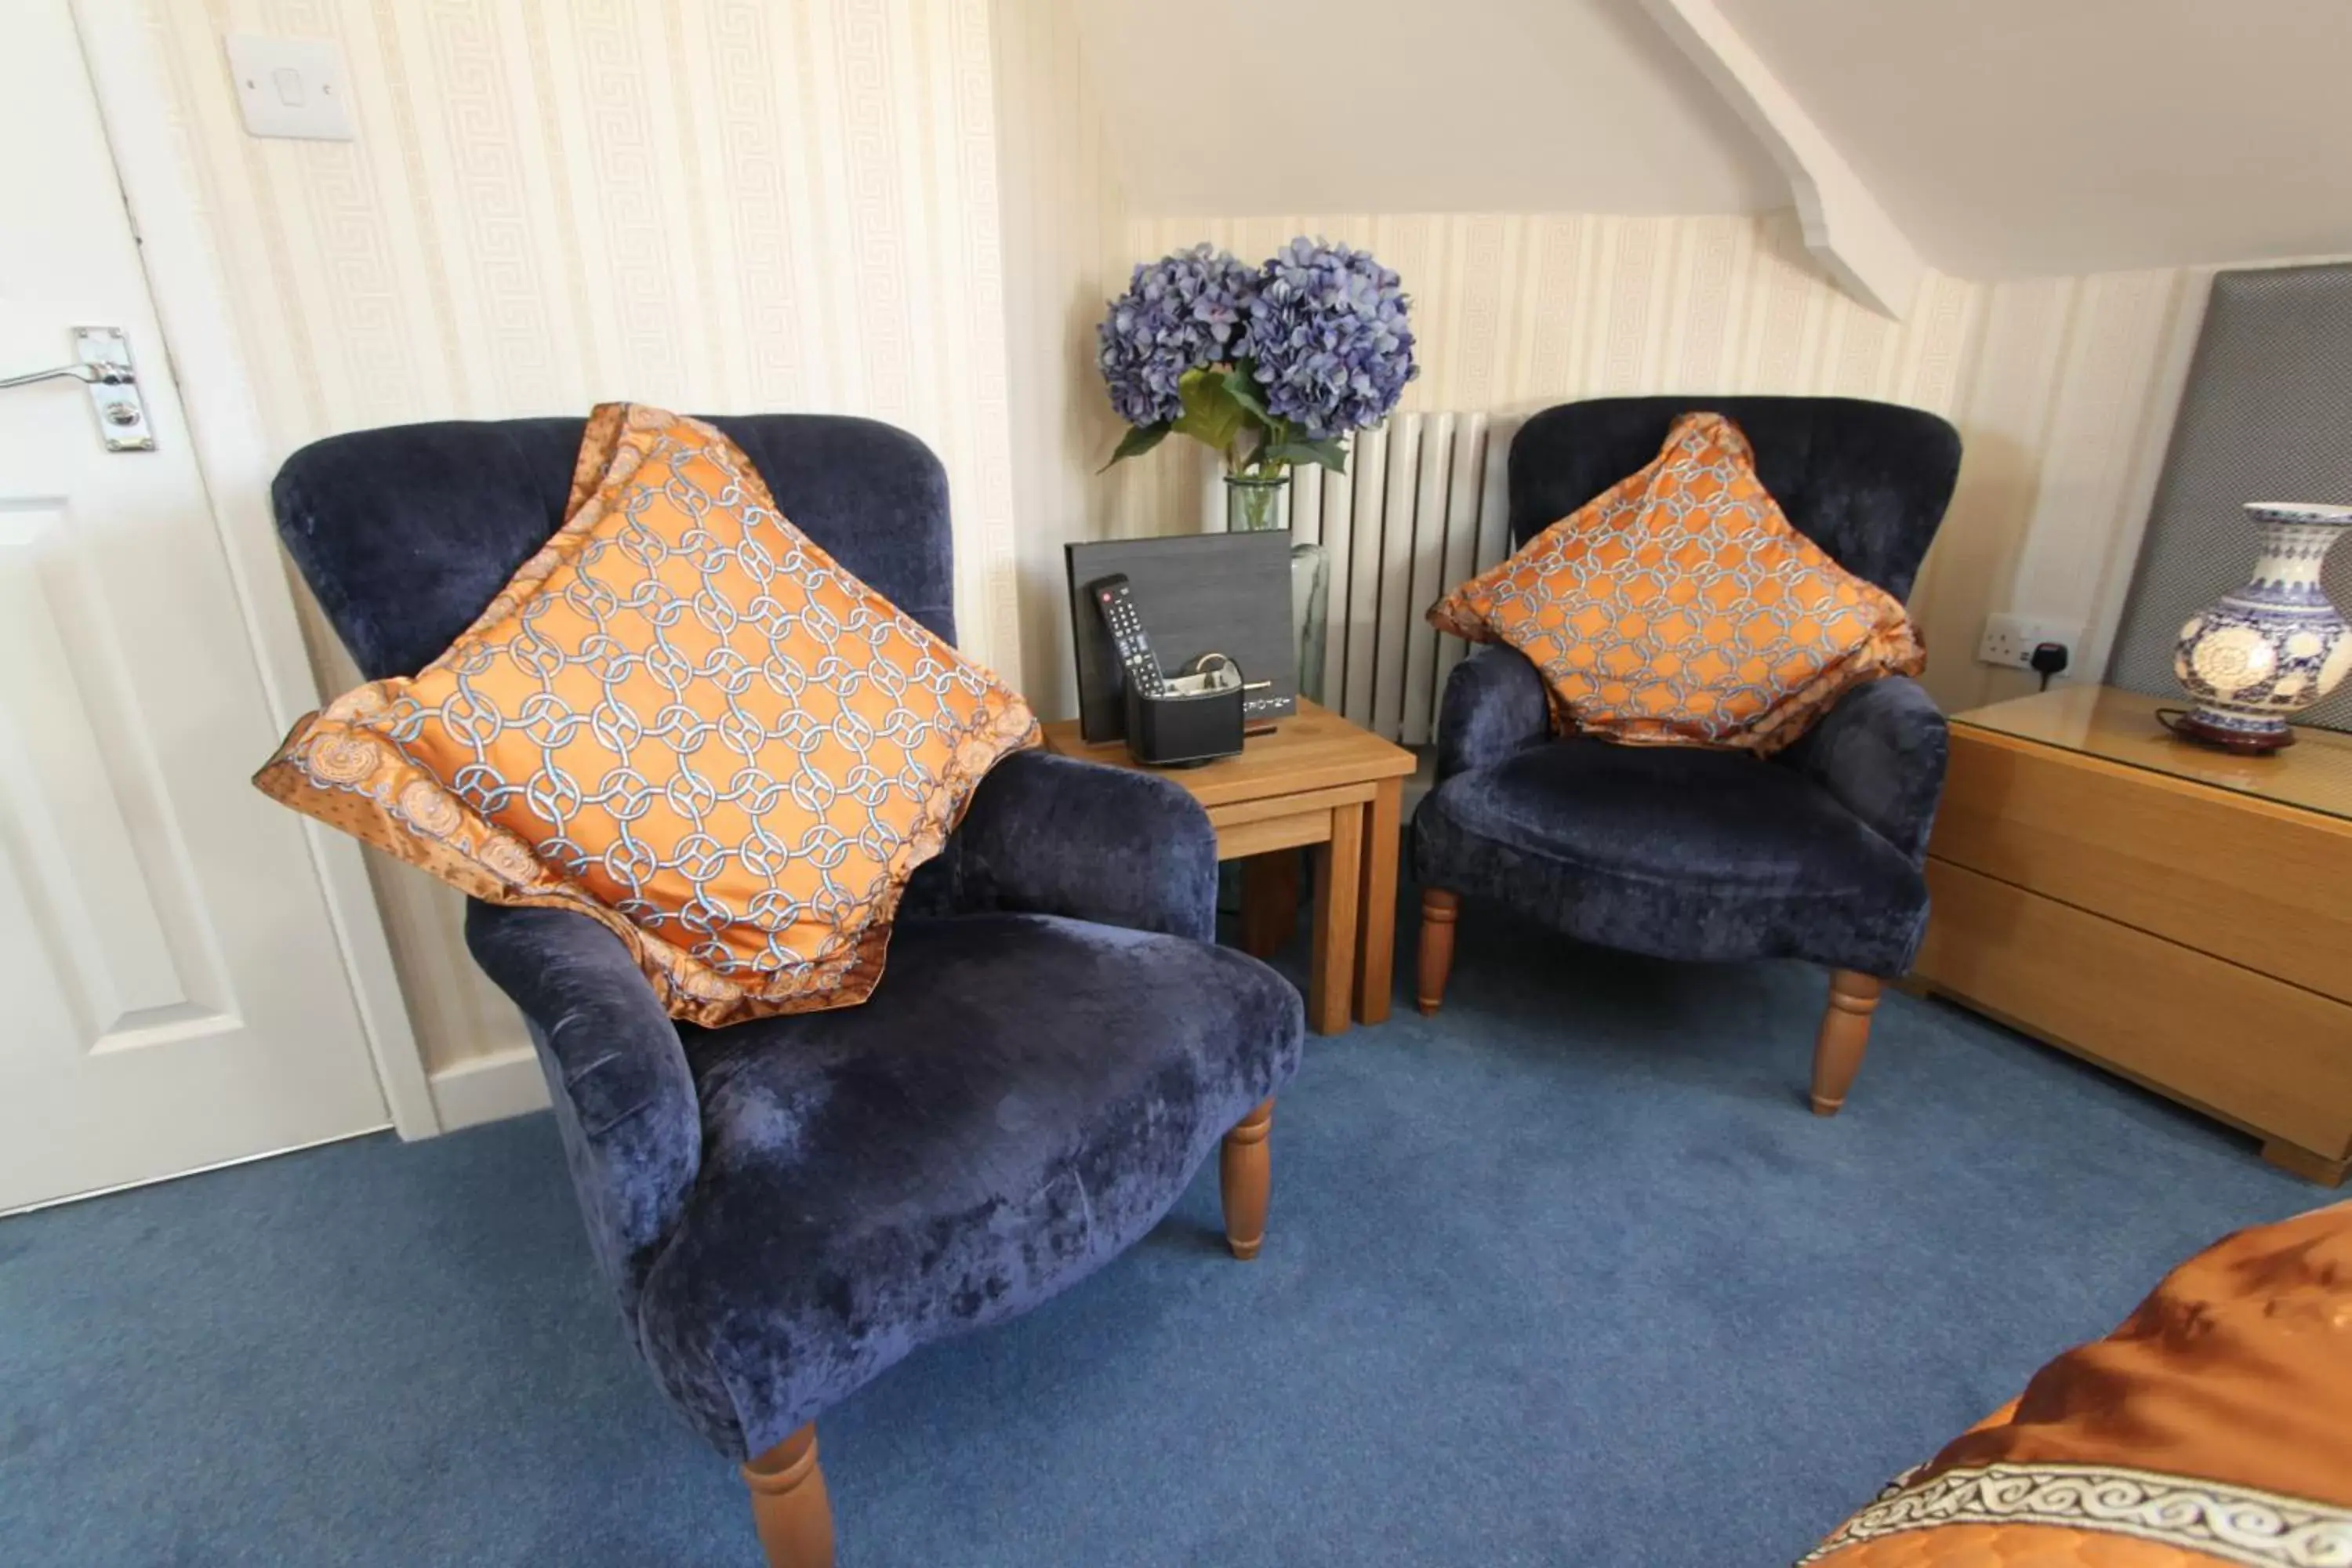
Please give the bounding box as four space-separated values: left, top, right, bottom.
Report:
0 888 2317 1566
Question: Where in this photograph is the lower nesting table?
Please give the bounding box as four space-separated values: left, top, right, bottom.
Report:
1040 699 1416 1035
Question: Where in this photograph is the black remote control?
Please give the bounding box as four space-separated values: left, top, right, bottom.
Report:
1089 574 1167 699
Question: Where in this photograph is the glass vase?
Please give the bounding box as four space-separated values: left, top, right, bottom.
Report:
1224 472 1330 705
1224 473 1287 533
1289 543 1329 705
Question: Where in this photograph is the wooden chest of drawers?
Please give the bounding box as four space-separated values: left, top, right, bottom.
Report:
1915 687 2352 1185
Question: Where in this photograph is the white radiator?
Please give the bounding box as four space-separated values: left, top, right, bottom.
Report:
1205 412 1522 746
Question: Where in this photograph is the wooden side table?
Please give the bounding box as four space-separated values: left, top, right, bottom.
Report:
1915 685 2352 1185
1040 700 1417 1034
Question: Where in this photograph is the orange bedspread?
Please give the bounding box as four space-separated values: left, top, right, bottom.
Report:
1806 1202 2352 1566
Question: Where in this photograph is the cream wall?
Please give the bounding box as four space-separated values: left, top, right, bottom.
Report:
987 0 1127 718
1909 268 2205 713
1714 0 2352 278
1112 209 1992 701
1127 212 1976 416
137 0 1033 1091
142 0 1022 672
1076 0 1780 218
125 2 2316 1103
1105 212 2272 717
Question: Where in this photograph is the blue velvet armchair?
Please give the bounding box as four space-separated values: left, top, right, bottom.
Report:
1413 396 1962 1114
271 414 1306 1567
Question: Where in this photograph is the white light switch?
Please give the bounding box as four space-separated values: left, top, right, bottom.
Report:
223 34 354 141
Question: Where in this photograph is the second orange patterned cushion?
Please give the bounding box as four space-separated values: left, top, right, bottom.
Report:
255 403 1039 1026
1428 412 1922 754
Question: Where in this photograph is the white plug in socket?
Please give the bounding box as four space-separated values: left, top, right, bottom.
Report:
224 34 355 141
1977 613 2082 672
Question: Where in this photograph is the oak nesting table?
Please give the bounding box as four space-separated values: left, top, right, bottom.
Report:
1040 699 1417 1035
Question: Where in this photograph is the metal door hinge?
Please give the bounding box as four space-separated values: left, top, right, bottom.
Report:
0 327 156 452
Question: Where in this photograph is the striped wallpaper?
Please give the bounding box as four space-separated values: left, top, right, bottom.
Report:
138 0 1025 677
134 0 1034 1085
988 0 1129 717
1128 210 1979 416
1106 212 2253 717
122 1 2329 1092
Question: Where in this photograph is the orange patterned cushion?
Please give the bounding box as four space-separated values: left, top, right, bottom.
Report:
255 403 1038 1026
1428 412 1923 754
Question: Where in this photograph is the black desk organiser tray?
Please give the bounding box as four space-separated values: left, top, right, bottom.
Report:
1065 531 1297 744
1124 662 1246 767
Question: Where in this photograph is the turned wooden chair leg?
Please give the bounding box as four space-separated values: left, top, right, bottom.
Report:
1417 887 1460 1015
743 1423 835 1568
1810 969 1884 1116
1220 1099 1275 1261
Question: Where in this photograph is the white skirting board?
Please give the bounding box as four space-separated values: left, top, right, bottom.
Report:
427 1045 550 1131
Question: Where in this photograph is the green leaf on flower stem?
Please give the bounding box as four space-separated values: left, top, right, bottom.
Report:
1261 437 1349 475
1221 364 1275 425
1099 422 1170 471
1170 366 1250 456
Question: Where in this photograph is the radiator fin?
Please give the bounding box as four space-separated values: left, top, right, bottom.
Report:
1200 412 1522 742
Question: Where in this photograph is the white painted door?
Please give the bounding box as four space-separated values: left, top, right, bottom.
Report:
0 0 390 1211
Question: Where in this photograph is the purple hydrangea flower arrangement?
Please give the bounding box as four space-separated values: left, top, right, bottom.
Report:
1096 243 1257 429
1098 237 1417 480
1245 238 1417 443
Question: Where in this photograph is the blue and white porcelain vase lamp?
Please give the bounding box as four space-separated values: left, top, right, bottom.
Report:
2169 502 2352 753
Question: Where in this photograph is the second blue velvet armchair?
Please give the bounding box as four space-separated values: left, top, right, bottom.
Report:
270 413 1307 1568
1413 396 1962 1115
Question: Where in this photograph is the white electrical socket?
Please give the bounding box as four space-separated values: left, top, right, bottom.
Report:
1977 613 2082 672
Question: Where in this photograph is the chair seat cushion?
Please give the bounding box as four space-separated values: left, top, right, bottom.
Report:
1413 740 1927 974
632 912 1304 1460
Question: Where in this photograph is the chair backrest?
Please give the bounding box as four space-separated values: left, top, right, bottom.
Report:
271 413 956 681
1508 396 1962 601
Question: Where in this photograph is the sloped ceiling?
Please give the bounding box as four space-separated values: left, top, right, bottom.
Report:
1715 0 2352 277
1073 0 1782 216
1081 0 2352 281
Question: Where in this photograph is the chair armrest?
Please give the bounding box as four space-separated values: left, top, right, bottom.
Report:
1436 644 1552 779
1777 675 1949 864
944 748 1218 942
464 901 701 1306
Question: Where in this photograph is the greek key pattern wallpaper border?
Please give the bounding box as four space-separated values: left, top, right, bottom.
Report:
139 0 1023 680
136 0 1029 1082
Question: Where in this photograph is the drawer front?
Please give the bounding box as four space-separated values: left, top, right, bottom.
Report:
1932 730 2352 1005
1918 859 2352 1159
